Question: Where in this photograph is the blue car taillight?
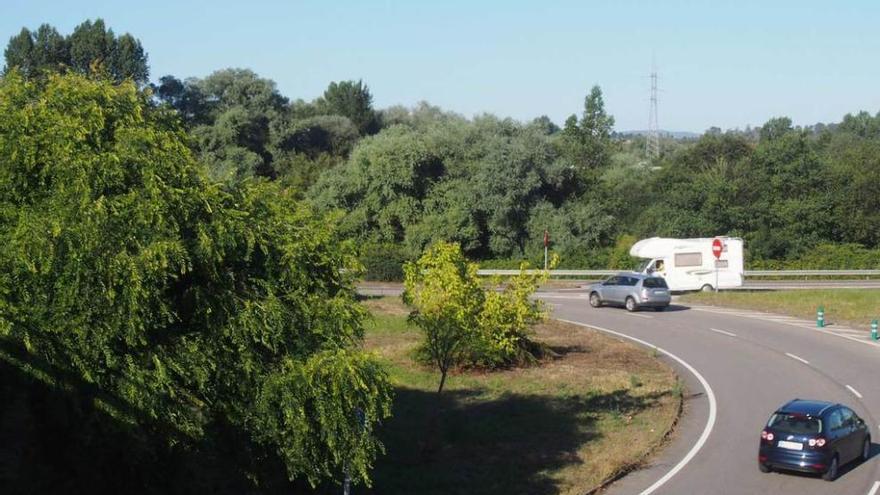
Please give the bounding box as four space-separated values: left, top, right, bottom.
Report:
807 437 827 449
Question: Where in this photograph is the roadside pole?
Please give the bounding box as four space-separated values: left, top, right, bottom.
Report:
543 229 549 270
711 238 723 292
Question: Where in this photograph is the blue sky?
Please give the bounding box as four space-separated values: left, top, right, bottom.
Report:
3 0 879 132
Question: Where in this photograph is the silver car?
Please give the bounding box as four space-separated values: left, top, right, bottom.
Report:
589 272 671 312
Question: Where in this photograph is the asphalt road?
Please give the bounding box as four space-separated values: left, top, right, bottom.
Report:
541 292 880 495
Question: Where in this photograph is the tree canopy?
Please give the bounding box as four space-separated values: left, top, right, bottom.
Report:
0 70 391 490
3 19 148 83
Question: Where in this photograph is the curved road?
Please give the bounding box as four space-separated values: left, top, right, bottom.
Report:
542 293 880 495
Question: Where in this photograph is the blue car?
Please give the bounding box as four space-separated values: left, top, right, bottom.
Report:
759 399 871 481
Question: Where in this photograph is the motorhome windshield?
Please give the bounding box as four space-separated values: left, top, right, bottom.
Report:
635 259 652 272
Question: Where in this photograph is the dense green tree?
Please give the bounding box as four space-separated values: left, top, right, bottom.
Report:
560 86 615 169
838 111 880 138
526 200 616 257
758 116 793 142
3 19 148 83
404 178 486 256
109 33 149 84
3 28 34 76
310 125 443 243
581 86 615 157
183 69 288 180
271 115 360 158
317 80 380 135
68 19 115 75
3 24 68 78
153 74 209 126
0 71 391 489
164 69 370 186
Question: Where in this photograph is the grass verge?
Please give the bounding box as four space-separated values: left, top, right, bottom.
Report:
681 289 880 330
359 297 681 495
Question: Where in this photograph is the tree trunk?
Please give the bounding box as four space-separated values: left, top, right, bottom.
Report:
437 369 447 394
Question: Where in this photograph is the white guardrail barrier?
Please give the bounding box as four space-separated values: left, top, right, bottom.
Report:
476 269 880 277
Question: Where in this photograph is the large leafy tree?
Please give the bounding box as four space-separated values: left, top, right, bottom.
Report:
3 19 148 83
560 85 615 169
3 24 68 78
0 71 391 489
317 80 381 135
185 68 289 180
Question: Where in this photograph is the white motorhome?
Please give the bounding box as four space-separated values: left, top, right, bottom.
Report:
629 237 744 291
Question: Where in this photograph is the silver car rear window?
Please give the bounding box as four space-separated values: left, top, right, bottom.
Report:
643 277 668 289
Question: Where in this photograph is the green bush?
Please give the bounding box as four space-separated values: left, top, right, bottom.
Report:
403 242 547 391
361 242 408 281
749 243 880 270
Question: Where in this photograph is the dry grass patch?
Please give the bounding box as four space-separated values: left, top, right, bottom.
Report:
360 297 680 495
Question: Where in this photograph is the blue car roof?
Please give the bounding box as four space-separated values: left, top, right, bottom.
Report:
778 399 837 416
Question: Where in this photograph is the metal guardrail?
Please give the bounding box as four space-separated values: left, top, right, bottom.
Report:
744 270 880 276
476 269 880 277
476 269 615 276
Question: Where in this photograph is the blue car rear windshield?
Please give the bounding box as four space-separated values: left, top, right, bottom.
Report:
643 278 668 289
767 413 822 434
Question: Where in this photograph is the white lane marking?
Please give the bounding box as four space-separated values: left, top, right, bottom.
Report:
831 328 869 336
785 353 810 365
692 306 880 349
625 312 654 319
868 480 879 495
558 319 717 495
846 385 863 399
825 331 880 349
708 328 737 337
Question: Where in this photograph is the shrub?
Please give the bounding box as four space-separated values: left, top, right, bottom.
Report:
474 267 547 367
361 242 408 281
403 242 547 392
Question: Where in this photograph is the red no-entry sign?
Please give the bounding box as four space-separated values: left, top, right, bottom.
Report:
712 238 723 259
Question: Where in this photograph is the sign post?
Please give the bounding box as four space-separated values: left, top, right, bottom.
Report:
543 229 549 270
711 238 723 293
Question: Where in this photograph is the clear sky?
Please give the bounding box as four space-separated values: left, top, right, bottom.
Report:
3 0 879 132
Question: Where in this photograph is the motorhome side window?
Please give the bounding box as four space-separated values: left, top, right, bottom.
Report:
674 252 702 267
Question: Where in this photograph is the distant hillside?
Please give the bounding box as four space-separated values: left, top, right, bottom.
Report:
619 130 701 139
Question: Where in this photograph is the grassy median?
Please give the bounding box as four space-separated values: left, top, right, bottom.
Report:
359 297 680 495
682 289 880 329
